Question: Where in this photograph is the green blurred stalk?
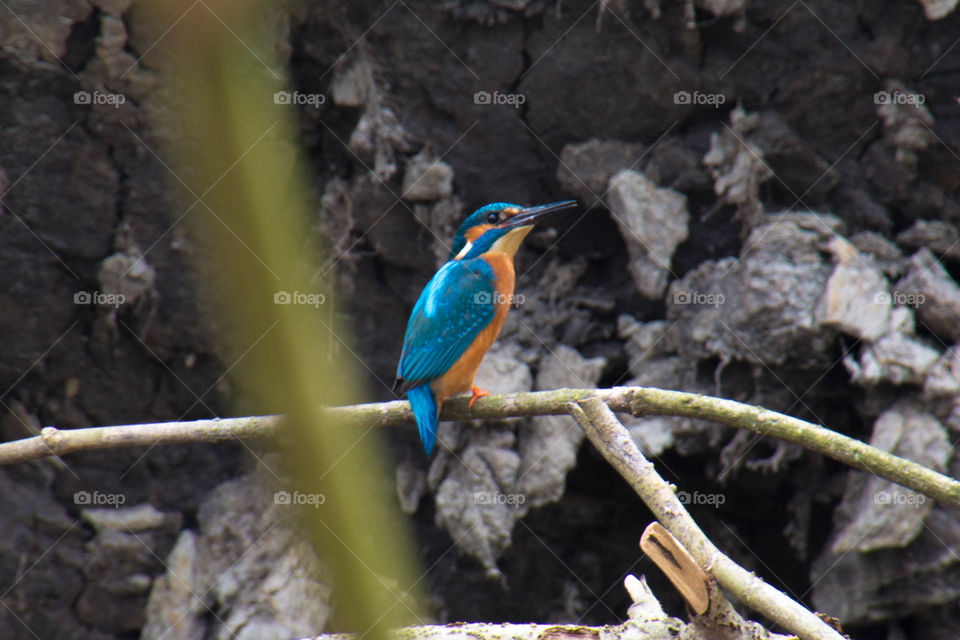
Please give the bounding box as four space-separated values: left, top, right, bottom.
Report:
142 0 424 636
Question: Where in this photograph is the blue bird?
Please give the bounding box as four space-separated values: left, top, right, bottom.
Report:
396 201 577 455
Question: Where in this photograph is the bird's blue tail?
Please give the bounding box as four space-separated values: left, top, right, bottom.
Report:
406 383 438 455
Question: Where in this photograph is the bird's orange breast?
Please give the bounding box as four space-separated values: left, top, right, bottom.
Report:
431 252 516 401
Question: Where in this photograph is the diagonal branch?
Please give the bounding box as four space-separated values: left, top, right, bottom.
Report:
569 397 844 640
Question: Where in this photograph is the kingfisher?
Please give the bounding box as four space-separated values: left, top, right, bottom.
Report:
396 200 577 455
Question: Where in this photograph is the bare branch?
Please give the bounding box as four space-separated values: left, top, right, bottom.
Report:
569 397 844 640
2 386 957 510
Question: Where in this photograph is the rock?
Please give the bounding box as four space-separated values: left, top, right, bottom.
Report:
473 342 533 397
696 0 747 18
606 169 689 299
849 231 904 279
97 247 157 309
556 138 645 204
812 505 960 624
141 474 332 640
617 316 672 370
621 356 716 457
518 346 606 509
897 248 960 342
77 529 158 632
331 57 373 107
96 14 138 79
815 237 890 342
348 105 412 180
830 403 948 554
668 216 834 366
401 150 455 202
142 531 205 640
431 345 606 576
917 0 959 20
432 425 522 579
395 457 427 514
430 342 535 577
703 106 773 229
896 219 960 261
0 0 91 61
80 503 171 532
846 332 939 386
924 347 960 399
876 80 934 167
642 136 711 194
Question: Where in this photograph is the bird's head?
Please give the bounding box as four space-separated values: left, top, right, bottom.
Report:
458 200 577 260
449 201 577 260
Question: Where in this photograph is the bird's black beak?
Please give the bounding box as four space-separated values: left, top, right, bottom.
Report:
502 200 577 228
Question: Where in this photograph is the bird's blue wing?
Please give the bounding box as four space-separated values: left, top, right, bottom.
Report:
397 258 496 385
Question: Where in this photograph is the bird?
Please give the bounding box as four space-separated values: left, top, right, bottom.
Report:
395 200 577 455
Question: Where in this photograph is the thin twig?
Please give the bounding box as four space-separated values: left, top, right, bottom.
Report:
569 397 844 640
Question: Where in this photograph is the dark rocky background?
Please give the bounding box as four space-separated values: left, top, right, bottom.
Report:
2 0 960 638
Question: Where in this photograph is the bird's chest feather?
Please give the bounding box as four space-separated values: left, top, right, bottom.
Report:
432 253 517 398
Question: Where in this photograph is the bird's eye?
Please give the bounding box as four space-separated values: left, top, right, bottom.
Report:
486 212 499 223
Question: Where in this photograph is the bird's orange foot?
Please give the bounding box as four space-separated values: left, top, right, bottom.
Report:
468 387 490 409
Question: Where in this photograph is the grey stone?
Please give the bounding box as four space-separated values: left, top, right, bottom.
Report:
557 138 645 204
81 503 169 532
897 248 960 343
142 475 331 640
473 342 533 397
518 346 606 508
668 216 834 366
831 403 948 554
846 332 939 386
897 219 960 261
918 0 959 19
432 345 604 577
618 316 672 372
815 237 890 342
606 169 689 299
402 151 455 202
331 58 373 107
